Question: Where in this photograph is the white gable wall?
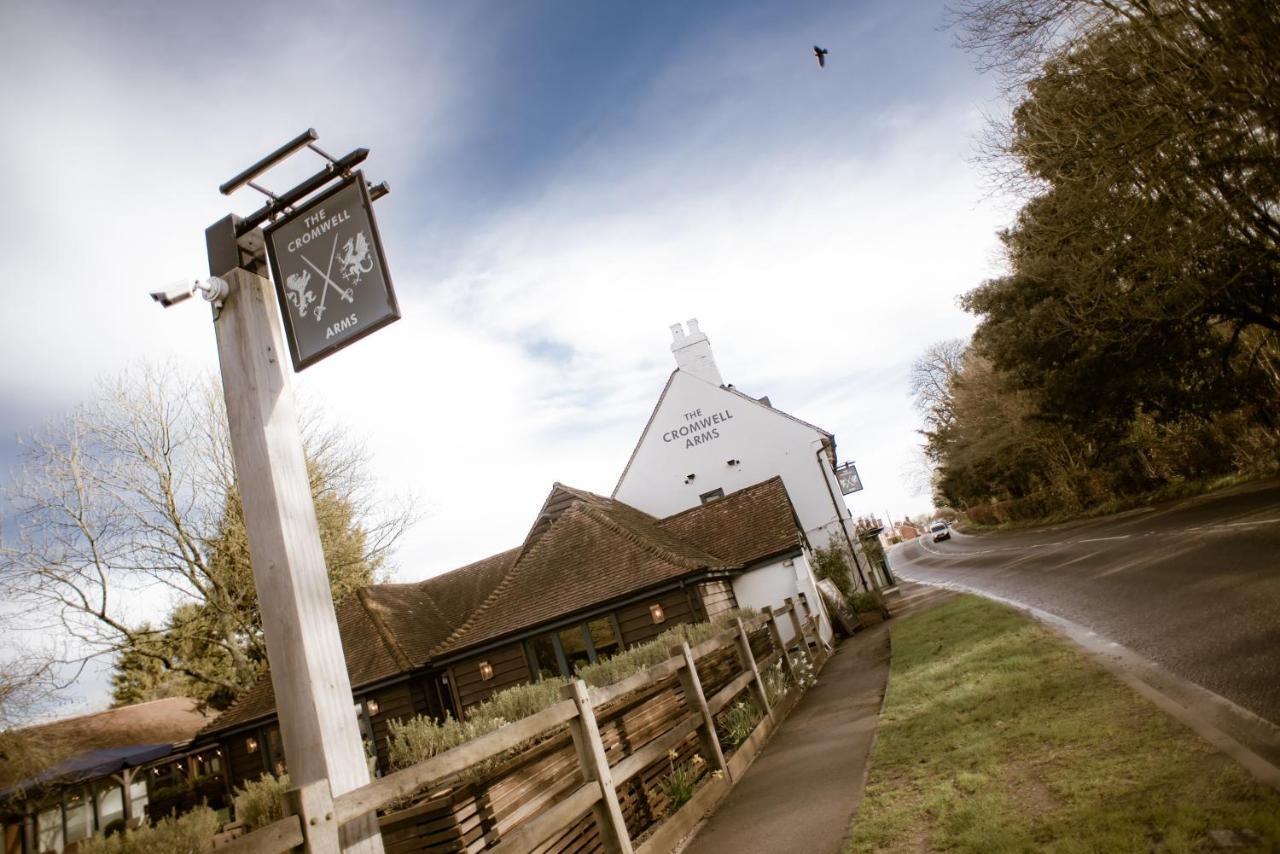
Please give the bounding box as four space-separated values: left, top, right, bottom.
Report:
615 371 851 554
615 370 873 641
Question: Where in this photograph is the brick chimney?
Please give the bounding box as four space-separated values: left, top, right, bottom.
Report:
670 318 724 386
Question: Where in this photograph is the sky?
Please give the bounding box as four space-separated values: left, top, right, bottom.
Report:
0 0 1015 715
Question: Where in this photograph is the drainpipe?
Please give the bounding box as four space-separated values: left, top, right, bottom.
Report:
814 447 871 590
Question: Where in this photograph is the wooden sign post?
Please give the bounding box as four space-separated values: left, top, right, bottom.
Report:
206 255 383 853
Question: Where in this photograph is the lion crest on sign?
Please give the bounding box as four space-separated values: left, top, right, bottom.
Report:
284 270 315 316
337 232 375 285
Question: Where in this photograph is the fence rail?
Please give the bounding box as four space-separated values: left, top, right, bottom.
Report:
213 597 823 854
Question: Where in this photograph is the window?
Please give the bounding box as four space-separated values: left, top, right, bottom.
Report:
587 618 619 661
528 634 560 680
558 626 592 674
527 615 624 679
37 806 62 853
129 776 148 820
98 783 125 831
699 488 724 504
64 786 93 845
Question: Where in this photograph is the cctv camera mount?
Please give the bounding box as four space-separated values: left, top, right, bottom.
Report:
151 277 230 317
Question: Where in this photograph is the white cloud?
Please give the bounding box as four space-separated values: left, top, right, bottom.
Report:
0 1 1017 714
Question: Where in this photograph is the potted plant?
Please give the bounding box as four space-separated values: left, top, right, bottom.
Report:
848 591 890 627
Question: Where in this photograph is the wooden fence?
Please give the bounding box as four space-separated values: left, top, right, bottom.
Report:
213 598 826 854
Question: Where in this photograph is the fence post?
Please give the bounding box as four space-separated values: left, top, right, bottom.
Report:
762 606 797 687
562 680 634 854
673 641 729 778
283 779 340 854
734 618 774 724
784 597 815 671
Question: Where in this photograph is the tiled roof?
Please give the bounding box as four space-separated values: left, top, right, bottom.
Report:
1 698 215 790
359 549 519 666
431 498 733 658
657 476 803 567
200 479 804 734
203 551 516 735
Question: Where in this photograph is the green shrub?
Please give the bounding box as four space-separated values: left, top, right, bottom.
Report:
387 712 508 772
471 678 568 723
577 609 754 688
232 773 289 831
847 591 884 614
387 609 758 772
76 806 219 854
811 544 854 599
718 700 760 749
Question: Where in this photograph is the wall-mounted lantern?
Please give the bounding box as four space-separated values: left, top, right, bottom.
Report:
245 737 259 754
650 603 666 624
365 698 380 716
479 661 494 681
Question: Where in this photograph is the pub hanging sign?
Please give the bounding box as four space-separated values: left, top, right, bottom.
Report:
835 461 864 495
265 172 400 371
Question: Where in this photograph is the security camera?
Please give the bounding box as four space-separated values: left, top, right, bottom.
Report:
150 278 229 310
151 281 197 308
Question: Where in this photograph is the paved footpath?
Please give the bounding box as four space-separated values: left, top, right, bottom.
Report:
679 583 953 854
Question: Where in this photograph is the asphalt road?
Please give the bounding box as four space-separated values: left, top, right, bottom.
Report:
890 479 1280 728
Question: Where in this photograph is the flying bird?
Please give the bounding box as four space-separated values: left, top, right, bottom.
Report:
814 45 828 68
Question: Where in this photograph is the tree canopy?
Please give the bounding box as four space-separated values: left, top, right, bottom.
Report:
0 364 414 710
918 0 1280 518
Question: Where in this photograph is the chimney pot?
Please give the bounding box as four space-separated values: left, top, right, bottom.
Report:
668 317 724 385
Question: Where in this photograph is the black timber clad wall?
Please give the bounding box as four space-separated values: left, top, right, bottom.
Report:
617 588 696 648
364 681 418 774
225 729 266 789
452 642 532 710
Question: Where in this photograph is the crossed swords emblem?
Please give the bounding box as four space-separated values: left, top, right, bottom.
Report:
287 235 355 322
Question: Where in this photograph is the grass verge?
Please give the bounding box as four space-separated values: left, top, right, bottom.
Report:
846 596 1280 853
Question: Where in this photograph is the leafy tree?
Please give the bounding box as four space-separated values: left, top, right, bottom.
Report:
1 363 414 710
109 624 186 707
917 1 1280 519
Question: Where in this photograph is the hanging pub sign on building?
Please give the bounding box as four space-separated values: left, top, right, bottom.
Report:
265 172 400 371
835 461 863 495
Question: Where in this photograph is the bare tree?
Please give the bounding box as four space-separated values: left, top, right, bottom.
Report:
910 338 968 433
0 648 62 792
0 362 415 708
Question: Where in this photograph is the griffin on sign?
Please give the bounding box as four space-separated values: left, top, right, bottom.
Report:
338 232 375 285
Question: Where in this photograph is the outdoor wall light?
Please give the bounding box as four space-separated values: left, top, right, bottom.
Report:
479 661 494 681
245 737 259 754
365 698 380 716
650 603 666 624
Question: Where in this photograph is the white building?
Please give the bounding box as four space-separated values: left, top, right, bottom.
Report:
614 319 884 642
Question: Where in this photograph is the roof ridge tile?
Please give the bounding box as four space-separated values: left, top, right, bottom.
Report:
355 588 416 671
